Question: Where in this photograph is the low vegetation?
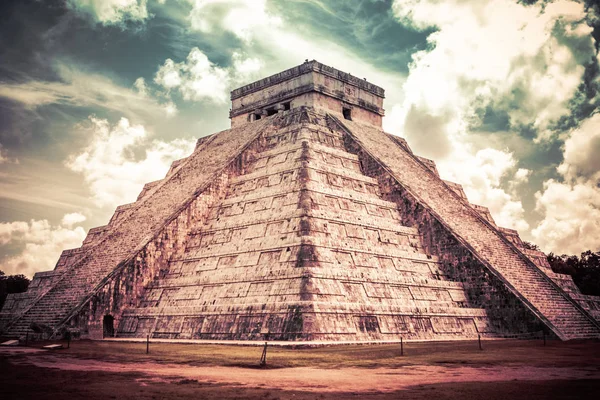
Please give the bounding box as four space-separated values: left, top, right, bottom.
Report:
2 339 599 399
0 271 30 310
17 338 600 369
547 251 600 296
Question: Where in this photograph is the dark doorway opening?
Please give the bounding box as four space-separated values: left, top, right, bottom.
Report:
254 113 262 120
283 102 291 111
103 315 115 338
266 108 277 116
343 107 352 120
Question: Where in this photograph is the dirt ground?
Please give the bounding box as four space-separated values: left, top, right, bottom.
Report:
1 339 599 399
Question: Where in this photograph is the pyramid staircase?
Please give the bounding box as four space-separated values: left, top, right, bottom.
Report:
330 115 600 340
0 117 275 337
2 59 599 341
113 109 492 341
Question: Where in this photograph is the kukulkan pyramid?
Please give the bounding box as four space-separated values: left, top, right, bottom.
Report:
2 61 600 342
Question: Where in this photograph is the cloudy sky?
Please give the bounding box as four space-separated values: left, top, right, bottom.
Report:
0 0 599 277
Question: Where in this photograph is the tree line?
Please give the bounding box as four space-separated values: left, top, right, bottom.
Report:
546 250 600 296
0 271 30 311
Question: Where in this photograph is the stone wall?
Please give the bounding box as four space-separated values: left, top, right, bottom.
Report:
230 61 384 128
332 114 600 339
4 71 599 342
72 160 236 339
82 108 502 341
0 116 276 338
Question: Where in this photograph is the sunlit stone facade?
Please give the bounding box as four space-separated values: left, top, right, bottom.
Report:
2 61 599 342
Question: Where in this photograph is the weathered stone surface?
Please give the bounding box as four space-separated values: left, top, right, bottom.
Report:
330 114 600 340
230 60 384 128
89 109 492 341
0 117 276 338
1 61 599 341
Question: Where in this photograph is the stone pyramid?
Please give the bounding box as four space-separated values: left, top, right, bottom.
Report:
2 61 600 341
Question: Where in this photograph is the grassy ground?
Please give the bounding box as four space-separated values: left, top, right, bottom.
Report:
1 338 599 399
16 337 600 369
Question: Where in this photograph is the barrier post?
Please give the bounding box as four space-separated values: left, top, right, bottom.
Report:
260 342 268 366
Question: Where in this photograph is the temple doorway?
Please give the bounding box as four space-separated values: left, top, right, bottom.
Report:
103 315 115 338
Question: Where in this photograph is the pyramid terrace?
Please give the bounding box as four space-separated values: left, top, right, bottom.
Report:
1 61 599 342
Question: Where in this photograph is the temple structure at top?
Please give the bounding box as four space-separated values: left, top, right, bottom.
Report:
1 61 599 342
230 60 385 127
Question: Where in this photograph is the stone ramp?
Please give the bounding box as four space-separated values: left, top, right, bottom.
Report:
331 115 600 340
2 117 277 337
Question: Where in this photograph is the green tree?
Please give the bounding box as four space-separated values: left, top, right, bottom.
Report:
522 241 540 251
547 251 600 296
0 271 31 310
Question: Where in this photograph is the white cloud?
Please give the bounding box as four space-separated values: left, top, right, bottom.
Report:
0 222 29 246
508 168 532 193
386 0 598 242
163 101 178 117
67 0 149 26
65 116 195 209
533 113 600 254
61 213 87 227
154 59 183 90
231 51 263 79
263 28 405 98
0 143 18 165
557 112 600 181
0 85 60 107
439 147 530 231
187 0 282 42
515 168 532 184
153 47 261 103
132 76 178 117
533 179 600 254
0 64 173 119
390 0 593 143
133 77 148 96
0 216 86 277
170 0 404 102
158 47 229 102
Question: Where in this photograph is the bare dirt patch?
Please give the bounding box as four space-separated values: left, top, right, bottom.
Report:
14 354 600 393
2 339 600 399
